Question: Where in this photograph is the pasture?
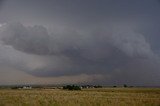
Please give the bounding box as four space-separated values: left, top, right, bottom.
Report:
0 88 159 106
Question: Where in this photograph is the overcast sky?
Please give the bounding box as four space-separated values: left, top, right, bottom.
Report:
0 0 160 86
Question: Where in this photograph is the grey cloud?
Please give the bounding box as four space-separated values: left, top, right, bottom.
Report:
110 59 160 86
1 23 50 55
0 0 4 9
109 26 154 58
1 23 154 58
0 0 160 86
0 22 159 86
0 43 73 77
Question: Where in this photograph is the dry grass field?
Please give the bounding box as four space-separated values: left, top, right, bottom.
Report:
0 88 160 106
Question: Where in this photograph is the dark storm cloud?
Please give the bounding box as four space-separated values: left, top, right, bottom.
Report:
0 0 4 5
1 23 50 55
0 0 160 85
1 23 154 58
0 0 4 10
0 22 159 86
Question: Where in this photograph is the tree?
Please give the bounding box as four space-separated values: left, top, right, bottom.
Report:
123 84 127 88
63 85 81 90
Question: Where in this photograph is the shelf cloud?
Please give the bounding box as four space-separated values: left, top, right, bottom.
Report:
0 0 160 85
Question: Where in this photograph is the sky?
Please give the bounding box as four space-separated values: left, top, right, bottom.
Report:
0 0 160 86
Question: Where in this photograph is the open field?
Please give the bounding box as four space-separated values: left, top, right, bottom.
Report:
0 88 160 106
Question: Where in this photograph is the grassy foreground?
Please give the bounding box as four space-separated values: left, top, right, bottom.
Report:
0 88 159 106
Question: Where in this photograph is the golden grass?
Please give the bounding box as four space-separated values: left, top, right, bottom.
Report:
0 88 159 106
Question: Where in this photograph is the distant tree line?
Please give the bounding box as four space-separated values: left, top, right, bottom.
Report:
63 85 81 90
63 85 103 90
113 84 134 88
